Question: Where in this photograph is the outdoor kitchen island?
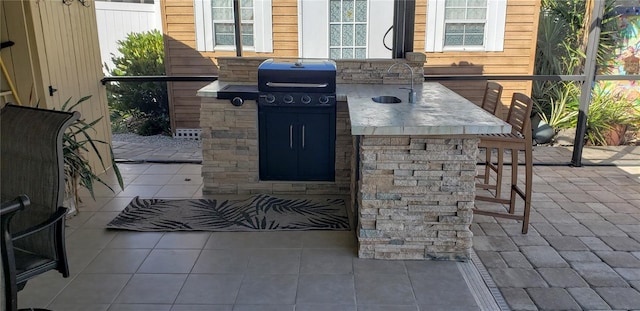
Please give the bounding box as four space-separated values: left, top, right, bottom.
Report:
341 83 510 261
197 56 510 261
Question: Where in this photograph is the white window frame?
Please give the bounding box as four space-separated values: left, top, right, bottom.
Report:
328 0 369 59
298 0 393 59
425 0 506 52
194 0 273 52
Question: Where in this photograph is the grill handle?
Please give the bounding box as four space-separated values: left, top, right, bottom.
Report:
265 82 329 88
289 125 293 149
302 125 305 149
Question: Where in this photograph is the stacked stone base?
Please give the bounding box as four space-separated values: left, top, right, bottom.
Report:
200 97 352 195
356 136 478 260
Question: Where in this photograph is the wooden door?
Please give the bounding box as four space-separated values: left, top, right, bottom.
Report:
27 0 112 170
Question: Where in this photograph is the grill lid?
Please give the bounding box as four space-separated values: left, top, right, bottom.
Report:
258 59 336 93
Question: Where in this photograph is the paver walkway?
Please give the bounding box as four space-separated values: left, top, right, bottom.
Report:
474 146 640 310
112 139 640 310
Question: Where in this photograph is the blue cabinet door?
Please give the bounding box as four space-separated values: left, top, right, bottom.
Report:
259 109 298 180
258 106 335 181
297 110 335 181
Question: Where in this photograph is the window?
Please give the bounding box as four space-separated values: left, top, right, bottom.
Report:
443 0 486 47
212 0 254 47
426 0 506 52
329 0 368 59
300 0 393 59
194 0 272 52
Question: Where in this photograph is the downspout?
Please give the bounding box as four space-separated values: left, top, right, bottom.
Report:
233 0 242 56
392 0 416 59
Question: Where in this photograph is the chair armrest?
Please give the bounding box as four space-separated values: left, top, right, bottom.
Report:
1 195 30 216
12 207 68 241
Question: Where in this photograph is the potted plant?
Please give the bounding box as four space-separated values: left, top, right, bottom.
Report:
581 83 640 146
60 96 124 215
533 82 579 144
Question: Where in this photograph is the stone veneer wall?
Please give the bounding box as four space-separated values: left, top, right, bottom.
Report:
201 54 426 195
216 52 426 85
336 52 425 85
357 136 478 260
200 97 352 195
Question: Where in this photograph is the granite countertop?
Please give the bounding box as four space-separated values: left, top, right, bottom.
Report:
197 80 252 97
342 83 511 136
197 81 511 136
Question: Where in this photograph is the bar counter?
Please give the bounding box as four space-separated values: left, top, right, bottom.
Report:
198 79 510 260
341 82 510 260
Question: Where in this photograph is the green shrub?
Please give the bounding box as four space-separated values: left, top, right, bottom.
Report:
555 82 640 145
535 82 579 130
106 30 169 135
110 109 131 134
583 83 640 145
136 114 171 136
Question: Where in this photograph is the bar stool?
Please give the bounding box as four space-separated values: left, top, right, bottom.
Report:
474 93 534 234
476 81 503 190
480 81 503 116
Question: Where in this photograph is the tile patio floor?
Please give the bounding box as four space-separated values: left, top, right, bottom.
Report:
18 162 495 311
17 143 640 311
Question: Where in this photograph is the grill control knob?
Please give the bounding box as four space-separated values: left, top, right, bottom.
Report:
231 97 244 107
319 95 329 104
265 94 276 104
301 95 312 104
283 95 294 104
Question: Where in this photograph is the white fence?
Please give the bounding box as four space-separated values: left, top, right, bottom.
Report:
95 1 162 73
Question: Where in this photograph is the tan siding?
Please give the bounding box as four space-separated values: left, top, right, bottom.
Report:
414 0 427 51
163 0 540 127
162 0 299 129
422 1 541 118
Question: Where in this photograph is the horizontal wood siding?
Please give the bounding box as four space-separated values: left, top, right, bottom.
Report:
161 0 298 130
163 0 540 127
417 0 540 119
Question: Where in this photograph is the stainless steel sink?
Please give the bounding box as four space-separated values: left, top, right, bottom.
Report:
371 96 401 104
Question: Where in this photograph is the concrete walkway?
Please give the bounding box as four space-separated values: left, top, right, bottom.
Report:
112 139 640 310
112 138 202 163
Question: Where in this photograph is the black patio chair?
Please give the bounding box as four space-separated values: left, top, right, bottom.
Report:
1 104 79 311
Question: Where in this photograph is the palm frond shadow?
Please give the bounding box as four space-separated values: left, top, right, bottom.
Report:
107 194 350 232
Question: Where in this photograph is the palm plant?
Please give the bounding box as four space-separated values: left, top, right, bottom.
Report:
61 96 124 208
535 81 579 129
533 0 627 146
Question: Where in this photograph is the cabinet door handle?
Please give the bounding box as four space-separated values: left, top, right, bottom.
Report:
302 125 305 149
289 125 293 149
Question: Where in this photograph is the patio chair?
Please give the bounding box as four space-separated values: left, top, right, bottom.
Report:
1 104 79 311
474 93 534 234
480 81 503 116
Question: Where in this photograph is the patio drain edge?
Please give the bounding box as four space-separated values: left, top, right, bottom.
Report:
457 249 510 311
